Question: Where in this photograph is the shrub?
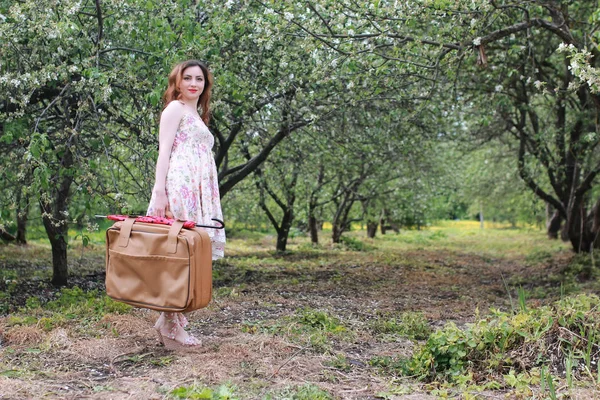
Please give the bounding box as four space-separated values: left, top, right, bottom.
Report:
384 294 600 384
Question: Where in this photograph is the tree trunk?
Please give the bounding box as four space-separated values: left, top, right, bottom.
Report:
45 220 69 287
16 216 27 244
332 224 343 243
254 163 298 253
308 214 319 245
307 164 325 245
565 201 600 254
41 201 69 286
40 148 74 287
366 221 378 238
331 196 355 243
380 209 387 235
592 198 600 249
276 230 288 252
479 201 484 229
276 211 293 252
546 203 562 239
560 222 570 242
380 222 387 235
330 167 367 244
15 189 30 245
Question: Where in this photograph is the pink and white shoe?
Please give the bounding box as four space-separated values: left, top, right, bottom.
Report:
154 312 201 350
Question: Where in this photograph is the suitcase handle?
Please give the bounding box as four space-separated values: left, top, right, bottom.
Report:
167 220 185 253
117 217 136 248
116 218 185 254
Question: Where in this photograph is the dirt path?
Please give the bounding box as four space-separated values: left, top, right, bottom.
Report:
0 233 584 399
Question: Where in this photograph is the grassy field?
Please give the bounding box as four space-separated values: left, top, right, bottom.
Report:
1 222 599 399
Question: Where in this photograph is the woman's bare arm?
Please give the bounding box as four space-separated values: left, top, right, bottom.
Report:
151 101 185 217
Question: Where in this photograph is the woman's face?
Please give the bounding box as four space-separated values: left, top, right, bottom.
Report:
179 65 205 102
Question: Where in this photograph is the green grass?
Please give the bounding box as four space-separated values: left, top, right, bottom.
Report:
6 219 567 265
370 311 432 340
169 383 237 399
372 223 569 259
264 384 333 400
6 286 131 334
241 307 353 353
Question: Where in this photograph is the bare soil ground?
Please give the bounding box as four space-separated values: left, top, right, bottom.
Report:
1 226 599 399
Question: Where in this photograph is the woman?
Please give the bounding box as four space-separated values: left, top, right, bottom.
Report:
147 60 226 348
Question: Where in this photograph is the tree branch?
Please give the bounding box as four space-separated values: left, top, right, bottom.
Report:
517 138 566 216
99 47 153 56
94 0 103 45
575 163 600 198
218 118 311 197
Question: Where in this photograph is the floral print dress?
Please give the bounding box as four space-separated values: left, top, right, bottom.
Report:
147 110 226 259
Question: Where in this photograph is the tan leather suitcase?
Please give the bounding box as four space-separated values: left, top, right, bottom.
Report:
105 218 212 312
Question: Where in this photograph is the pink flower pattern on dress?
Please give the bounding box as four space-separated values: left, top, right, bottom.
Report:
147 110 226 259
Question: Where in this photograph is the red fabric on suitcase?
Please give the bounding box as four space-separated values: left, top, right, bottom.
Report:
107 214 196 229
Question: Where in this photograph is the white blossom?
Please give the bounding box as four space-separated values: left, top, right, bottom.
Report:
66 1 81 15
568 60 579 71
567 81 580 91
472 37 481 46
559 44 600 93
103 86 113 101
584 132 597 143
494 84 503 92
284 12 294 21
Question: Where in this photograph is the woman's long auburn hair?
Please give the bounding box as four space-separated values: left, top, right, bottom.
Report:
162 60 213 125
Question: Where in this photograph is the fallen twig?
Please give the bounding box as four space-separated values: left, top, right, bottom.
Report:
269 347 307 379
